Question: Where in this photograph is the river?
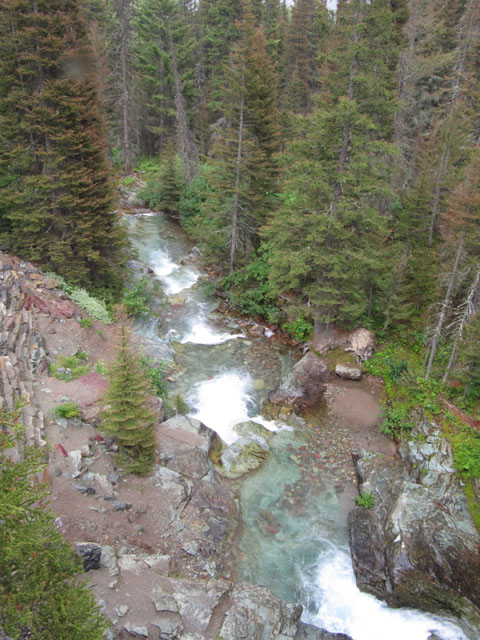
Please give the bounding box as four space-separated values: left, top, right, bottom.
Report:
127 210 468 640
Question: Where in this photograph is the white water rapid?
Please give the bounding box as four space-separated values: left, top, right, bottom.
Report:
187 371 283 444
149 247 200 295
302 548 467 640
128 211 471 640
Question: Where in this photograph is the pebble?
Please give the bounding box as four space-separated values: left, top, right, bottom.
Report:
115 604 129 617
76 485 96 495
113 501 132 512
108 472 119 484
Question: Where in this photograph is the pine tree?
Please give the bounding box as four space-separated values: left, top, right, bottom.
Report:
264 0 401 328
0 0 128 295
158 144 185 219
0 404 108 640
282 0 330 114
102 319 156 474
197 0 241 115
133 0 198 155
106 0 137 172
194 0 280 271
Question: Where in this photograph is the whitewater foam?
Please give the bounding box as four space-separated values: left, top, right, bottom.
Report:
180 320 244 345
303 548 467 640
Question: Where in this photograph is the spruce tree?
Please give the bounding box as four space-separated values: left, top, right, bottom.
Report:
102 319 156 475
282 0 330 114
0 405 108 640
133 0 198 155
0 0 128 295
158 144 185 219
193 0 280 271
264 0 401 328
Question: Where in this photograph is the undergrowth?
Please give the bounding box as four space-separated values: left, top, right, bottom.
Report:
54 402 81 419
45 272 113 324
49 351 90 382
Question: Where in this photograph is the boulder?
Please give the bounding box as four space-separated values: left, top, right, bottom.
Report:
349 414 480 632
216 437 268 479
310 324 350 354
156 414 214 479
139 338 175 365
334 364 362 380
269 352 329 410
309 325 376 362
76 542 102 572
344 328 376 362
295 623 354 640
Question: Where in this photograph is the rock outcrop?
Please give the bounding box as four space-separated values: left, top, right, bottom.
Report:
344 328 376 362
349 414 480 633
310 325 376 362
269 352 329 411
94 564 304 640
0 256 49 457
217 436 269 479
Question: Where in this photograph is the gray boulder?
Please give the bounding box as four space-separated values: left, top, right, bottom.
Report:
220 582 302 640
295 622 353 640
156 414 214 479
334 364 362 380
217 436 269 479
269 352 329 411
349 414 480 631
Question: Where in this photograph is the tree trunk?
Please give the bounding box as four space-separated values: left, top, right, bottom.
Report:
119 0 131 173
427 147 450 246
425 234 464 380
230 63 246 273
443 263 480 383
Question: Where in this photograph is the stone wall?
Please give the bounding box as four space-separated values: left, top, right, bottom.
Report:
0 256 49 458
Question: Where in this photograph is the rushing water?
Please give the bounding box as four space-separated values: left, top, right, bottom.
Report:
127 211 469 640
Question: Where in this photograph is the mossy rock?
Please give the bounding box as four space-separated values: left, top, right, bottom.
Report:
215 438 268 479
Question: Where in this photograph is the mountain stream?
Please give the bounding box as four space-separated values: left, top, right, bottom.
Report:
127 211 467 640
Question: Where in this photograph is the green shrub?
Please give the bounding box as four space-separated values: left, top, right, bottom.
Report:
124 278 151 317
50 351 90 381
94 359 108 376
0 404 108 639
356 491 375 508
120 175 137 188
79 317 93 329
451 425 480 479
140 356 167 399
54 402 81 419
284 316 313 342
44 272 113 324
380 404 414 439
69 287 113 324
223 252 281 322
178 165 213 232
